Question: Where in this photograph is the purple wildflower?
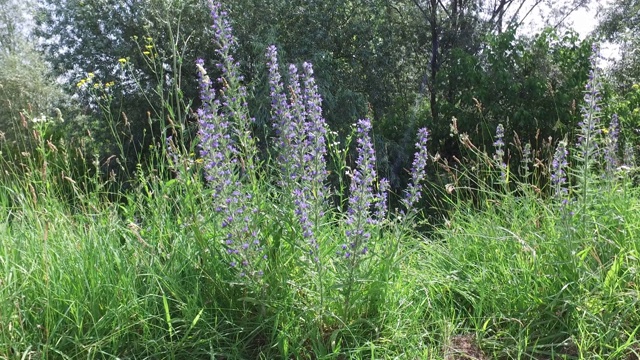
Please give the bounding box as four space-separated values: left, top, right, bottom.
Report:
301 61 329 197
267 48 329 190
342 119 377 261
493 124 507 184
403 128 429 212
266 45 290 147
197 2 264 278
196 58 236 198
551 140 568 198
207 1 257 167
576 44 602 170
275 63 307 181
266 46 329 260
493 124 505 152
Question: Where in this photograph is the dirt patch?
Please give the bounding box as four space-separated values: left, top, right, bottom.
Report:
444 334 487 360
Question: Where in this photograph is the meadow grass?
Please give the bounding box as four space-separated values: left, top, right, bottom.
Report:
2 4 640 359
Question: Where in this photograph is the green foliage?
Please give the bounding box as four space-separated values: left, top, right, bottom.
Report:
0 0 65 147
435 29 591 154
228 0 422 132
34 0 599 198
428 183 640 358
0 43 64 141
597 0 640 40
0 0 70 188
36 0 212 177
597 0 640 90
0 0 32 54
602 83 640 155
3 63 640 357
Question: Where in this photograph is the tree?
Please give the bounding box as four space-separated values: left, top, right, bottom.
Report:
597 0 640 38
596 0 640 89
596 0 640 152
410 0 592 126
35 0 218 174
34 0 595 192
0 0 64 145
36 0 427 155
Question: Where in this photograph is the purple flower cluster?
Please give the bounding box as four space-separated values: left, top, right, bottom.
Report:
207 1 256 166
301 62 329 192
493 124 507 183
197 2 264 277
266 45 288 143
576 44 602 168
341 119 387 260
196 58 236 197
267 45 304 180
267 45 330 260
551 140 568 198
403 128 430 212
222 191 265 278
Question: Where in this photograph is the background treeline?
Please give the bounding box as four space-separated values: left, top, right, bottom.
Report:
2 0 640 199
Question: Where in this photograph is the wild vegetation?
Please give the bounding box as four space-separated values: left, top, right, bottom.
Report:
2 0 640 359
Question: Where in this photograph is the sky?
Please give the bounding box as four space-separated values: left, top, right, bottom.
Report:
570 6 603 39
510 0 604 37
569 0 620 61
517 0 619 59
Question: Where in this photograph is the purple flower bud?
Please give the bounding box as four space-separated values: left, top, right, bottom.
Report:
403 128 429 212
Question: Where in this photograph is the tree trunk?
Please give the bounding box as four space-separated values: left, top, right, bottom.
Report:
429 0 439 125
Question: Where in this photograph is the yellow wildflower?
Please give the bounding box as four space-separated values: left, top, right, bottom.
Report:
143 51 151 56
145 44 153 50
105 81 115 88
118 58 127 64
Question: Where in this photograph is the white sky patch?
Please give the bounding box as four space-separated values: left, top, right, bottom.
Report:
511 0 596 37
512 0 619 62
569 6 600 38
